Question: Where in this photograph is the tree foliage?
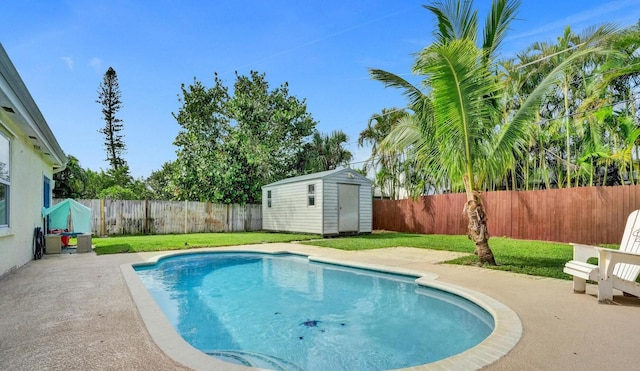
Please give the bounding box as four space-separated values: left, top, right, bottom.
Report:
97 67 128 173
55 71 347 202
370 0 607 264
97 185 137 200
54 68 147 201
299 130 353 173
367 5 639 196
53 155 87 199
367 1 640 264
146 161 180 200
52 155 151 200
358 108 413 199
171 71 317 203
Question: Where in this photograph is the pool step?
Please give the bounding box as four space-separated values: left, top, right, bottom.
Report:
207 350 304 371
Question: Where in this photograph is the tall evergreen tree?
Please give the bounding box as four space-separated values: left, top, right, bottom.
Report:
97 67 127 171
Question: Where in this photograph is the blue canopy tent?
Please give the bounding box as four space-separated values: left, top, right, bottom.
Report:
42 198 92 234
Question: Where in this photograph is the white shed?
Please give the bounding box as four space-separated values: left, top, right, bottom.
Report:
262 168 373 236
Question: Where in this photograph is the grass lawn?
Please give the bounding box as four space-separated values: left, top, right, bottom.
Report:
88 230 618 281
92 232 319 255
300 232 598 280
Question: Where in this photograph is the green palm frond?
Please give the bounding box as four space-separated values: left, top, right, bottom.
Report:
490 46 608 182
380 115 445 193
424 0 478 43
483 0 520 58
414 39 502 188
379 115 428 156
369 69 426 110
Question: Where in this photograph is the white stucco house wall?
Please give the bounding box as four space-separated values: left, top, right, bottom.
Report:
262 168 373 236
0 43 67 278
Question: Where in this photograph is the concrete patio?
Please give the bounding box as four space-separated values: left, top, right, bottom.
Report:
1 244 638 370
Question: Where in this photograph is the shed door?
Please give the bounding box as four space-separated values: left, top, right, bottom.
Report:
338 184 359 232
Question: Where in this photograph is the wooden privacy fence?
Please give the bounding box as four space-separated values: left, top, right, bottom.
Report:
54 199 262 236
373 185 640 245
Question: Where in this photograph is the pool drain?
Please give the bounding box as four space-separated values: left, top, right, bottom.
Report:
300 320 321 327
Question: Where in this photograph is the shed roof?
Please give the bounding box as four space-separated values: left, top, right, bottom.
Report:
263 168 372 188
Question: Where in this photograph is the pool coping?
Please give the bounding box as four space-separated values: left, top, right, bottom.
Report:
120 248 522 371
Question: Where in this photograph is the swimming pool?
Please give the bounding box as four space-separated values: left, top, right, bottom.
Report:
124 249 522 370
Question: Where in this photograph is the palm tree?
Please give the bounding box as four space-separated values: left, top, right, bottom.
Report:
518 25 619 187
371 0 600 264
592 23 640 184
301 130 353 173
359 108 409 199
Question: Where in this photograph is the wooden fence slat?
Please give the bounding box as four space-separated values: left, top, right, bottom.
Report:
372 185 640 245
54 199 263 236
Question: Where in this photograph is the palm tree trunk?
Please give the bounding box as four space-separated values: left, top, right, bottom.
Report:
463 176 496 265
524 153 530 191
631 89 639 185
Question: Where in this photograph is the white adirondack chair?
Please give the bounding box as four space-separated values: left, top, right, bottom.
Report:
563 209 640 303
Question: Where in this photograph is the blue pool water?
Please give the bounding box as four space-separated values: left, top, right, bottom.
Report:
135 252 494 370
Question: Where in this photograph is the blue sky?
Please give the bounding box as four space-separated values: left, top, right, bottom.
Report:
2 0 640 179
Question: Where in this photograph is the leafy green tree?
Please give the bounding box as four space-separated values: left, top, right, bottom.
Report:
146 161 180 200
172 71 316 203
53 158 151 201
53 154 87 198
97 67 128 173
80 166 145 200
81 169 108 199
106 165 133 187
97 185 137 200
227 71 316 202
172 75 230 201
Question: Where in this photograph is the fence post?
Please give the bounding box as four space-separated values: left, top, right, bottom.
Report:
184 200 188 234
100 198 105 236
144 199 150 234
244 205 250 232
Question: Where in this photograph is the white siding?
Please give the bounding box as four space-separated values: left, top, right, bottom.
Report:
263 168 372 236
322 180 338 235
359 181 373 233
0 121 53 278
262 179 323 234
0 45 66 279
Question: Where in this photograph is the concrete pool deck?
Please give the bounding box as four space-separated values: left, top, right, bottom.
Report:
1 243 639 370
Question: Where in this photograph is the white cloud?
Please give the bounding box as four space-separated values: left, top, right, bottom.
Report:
61 56 74 70
88 57 103 73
